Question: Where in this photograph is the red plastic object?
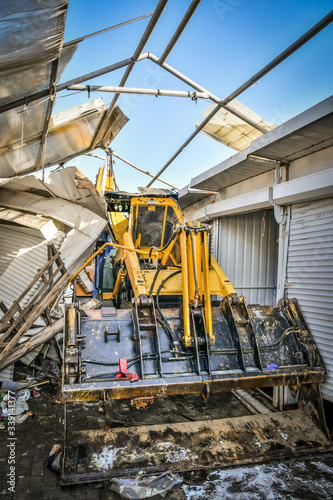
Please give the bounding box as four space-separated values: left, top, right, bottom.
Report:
116 358 139 382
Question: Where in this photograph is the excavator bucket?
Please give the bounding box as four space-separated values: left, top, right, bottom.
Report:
61 190 332 485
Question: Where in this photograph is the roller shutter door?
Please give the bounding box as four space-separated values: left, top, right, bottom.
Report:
218 210 278 306
286 198 333 402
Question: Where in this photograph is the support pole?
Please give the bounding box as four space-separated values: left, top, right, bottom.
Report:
63 12 154 47
112 152 179 190
85 152 179 189
147 53 269 133
35 59 59 170
91 0 169 149
67 84 210 100
159 0 201 64
146 104 224 187
0 56 145 114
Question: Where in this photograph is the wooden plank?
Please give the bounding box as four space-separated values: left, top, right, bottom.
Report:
42 307 53 326
47 244 54 291
0 261 66 343
0 299 101 372
0 301 8 314
0 272 71 363
0 301 19 334
0 251 61 329
49 243 67 276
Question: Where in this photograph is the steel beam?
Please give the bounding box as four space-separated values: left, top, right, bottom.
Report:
146 104 225 187
35 59 59 171
147 53 269 133
68 84 210 99
0 56 146 114
222 9 333 105
85 152 179 189
146 10 333 187
159 0 201 64
111 152 179 189
63 12 154 47
91 0 169 149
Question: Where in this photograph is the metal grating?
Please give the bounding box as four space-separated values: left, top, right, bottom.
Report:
218 210 278 305
287 198 333 402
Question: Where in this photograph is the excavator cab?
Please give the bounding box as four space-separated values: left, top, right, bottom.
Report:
61 188 332 485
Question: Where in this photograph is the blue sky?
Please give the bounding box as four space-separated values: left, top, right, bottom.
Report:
54 0 333 191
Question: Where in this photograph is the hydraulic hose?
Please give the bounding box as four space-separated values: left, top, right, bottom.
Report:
149 263 181 297
155 269 182 346
148 227 180 262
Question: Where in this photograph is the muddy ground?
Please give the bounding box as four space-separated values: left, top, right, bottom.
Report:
1 382 332 499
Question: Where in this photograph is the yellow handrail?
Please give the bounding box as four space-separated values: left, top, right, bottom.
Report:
69 242 158 284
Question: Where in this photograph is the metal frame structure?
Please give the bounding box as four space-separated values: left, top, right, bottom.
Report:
85 151 179 189
2 1 332 189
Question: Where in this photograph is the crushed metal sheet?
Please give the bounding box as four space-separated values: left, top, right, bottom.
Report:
0 166 107 219
0 99 129 178
0 1 69 78
198 99 276 151
0 2 128 178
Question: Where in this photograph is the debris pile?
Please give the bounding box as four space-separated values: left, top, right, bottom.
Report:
0 295 100 398
0 243 69 373
0 377 50 427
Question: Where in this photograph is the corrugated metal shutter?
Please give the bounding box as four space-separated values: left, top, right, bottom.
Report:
0 225 65 310
286 198 333 402
218 210 278 305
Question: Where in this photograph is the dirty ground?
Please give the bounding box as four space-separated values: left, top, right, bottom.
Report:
1 381 333 500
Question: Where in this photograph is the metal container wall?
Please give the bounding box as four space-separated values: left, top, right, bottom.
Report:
287 198 333 402
217 210 278 305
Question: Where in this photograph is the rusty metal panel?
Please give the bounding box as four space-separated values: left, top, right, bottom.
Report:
61 384 333 485
218 210 278 305
287 198 333 402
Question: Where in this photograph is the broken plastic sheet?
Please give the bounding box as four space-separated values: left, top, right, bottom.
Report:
109 471 183 499
2 388 30 415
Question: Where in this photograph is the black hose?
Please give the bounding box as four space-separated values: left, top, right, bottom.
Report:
259 327 300 350
155 269 182 345
149 263 181 297
82 353 158 374
148 227 179 263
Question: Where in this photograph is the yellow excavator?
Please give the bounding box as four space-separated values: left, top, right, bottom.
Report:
61 166 332 484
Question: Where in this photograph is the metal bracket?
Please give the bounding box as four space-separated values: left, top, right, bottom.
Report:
201 382 210 408
104 325 120 343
